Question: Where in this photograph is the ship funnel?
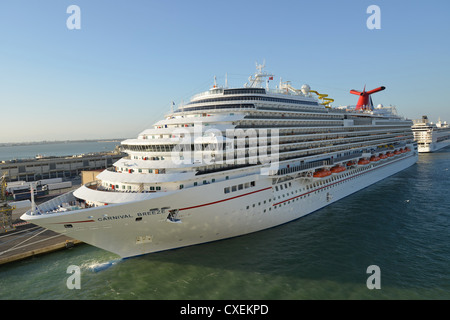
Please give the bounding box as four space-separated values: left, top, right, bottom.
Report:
350 86 385 111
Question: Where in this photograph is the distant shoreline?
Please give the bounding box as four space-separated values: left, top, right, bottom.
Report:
0 139 126 148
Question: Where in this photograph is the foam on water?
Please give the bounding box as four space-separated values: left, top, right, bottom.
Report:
83 259 122 273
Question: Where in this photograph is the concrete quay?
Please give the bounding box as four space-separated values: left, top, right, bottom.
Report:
0 222 82 265
0 190 83 266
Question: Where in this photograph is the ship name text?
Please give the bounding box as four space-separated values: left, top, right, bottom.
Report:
97 208 166 221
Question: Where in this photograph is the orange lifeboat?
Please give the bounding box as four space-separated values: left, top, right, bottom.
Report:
386 152 394 157
346 161 355 166
370 155 381 162
394 150 401 155
331 165 346 173
379 153 388 159
358 158 370 165
405 147 411 152
313 168 332 178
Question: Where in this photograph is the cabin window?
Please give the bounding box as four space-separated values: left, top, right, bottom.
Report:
224 187 230 194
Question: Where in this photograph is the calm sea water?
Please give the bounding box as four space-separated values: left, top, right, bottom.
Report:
0 141 121 161
0 145 449 301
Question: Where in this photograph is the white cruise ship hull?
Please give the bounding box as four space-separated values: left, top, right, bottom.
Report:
23 151 417 258
417 140 450 153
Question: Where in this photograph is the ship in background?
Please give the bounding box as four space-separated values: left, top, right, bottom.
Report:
21 64 418 258
412 116 450 152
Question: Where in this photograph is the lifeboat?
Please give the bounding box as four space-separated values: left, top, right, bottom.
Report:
313 168 332 178
405 147 411 152
379 153 388 160
386 152 394 157
394 150 401 155
346 161 355 166
358 158 370 165
370 155 381 162
331 165 346 173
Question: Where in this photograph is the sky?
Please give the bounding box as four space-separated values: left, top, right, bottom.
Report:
0 0 449 143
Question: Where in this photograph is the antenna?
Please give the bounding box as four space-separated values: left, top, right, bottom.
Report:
255 59 266 74
30 182 36 214
225 73 228 88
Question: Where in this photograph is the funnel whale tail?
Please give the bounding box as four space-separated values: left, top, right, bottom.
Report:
350 86 385 110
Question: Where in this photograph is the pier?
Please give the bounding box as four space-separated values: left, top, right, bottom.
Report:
0 151 121 265
0 181 83 265
0 223 82 265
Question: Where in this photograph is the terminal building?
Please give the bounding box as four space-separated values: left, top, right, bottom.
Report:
0 151 123 182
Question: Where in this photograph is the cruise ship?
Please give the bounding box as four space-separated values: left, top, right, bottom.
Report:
22 65 418 258
412 115 450 152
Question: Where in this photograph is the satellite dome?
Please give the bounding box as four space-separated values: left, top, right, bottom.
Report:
377 104 383 108
301 84 311 95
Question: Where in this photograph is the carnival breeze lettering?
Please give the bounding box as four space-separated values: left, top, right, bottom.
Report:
97 209 164 221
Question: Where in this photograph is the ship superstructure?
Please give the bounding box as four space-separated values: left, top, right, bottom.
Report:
22 65 418 258
412 116 450 152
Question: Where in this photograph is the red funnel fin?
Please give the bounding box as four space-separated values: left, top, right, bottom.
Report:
350 86 385 110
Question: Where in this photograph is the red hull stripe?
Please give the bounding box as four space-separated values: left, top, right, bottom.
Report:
179 186 272 211
50 187 273 223
49 154 412 223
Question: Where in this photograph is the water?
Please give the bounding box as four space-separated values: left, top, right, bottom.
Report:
1 148 449 300
0 140 121 161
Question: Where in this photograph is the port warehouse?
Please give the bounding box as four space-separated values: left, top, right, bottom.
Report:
0 152 123 182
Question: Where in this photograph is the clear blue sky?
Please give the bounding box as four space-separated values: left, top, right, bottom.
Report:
1 0 449 143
